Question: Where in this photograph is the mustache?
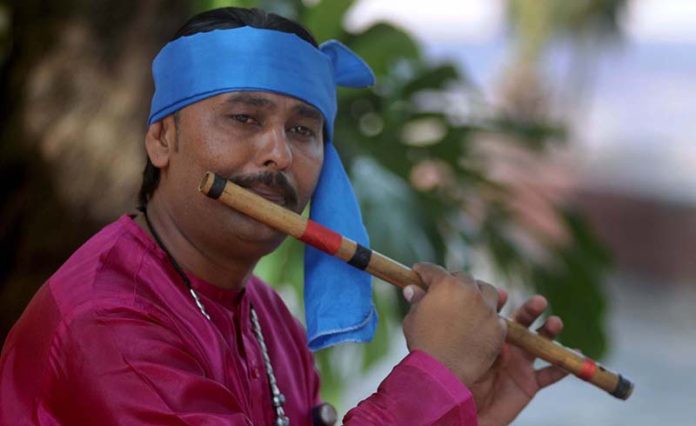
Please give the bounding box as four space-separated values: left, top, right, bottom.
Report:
227 171 299 209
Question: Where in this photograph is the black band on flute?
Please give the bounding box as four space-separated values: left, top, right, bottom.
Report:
610 375 633 400
347 244 372 271
206 174 227 199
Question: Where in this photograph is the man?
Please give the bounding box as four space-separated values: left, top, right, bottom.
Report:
0 7 566 425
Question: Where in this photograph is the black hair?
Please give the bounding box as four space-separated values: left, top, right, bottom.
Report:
137 7 318 208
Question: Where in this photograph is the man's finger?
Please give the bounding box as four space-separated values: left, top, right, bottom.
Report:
535 365 569 389
497 288 508 312
536 315 563 339
511 295 548 327
451 271 477 285
452 273 500 311
412 262 454 290
475 279 507 312
476 281 499 311
402 285 427 305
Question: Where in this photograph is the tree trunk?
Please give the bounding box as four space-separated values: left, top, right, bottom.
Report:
0 0 190 340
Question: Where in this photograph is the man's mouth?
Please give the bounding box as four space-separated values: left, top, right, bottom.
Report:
248 185 287 206
227 172 299 210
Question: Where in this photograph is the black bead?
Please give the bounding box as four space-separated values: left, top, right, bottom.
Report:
312 403 338 426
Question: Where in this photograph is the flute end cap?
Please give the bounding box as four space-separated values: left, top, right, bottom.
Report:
611 375 634 400
199 172 225 199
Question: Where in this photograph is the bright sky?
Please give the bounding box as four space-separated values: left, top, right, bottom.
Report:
346 0 503 43
347 0 696 44
624 0 696 43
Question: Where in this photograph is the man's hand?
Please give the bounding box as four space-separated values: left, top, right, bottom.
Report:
469 294 568 426
402 263 507 387
402 265 568 426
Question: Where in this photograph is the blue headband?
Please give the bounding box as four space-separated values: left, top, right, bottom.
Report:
149 27 377 351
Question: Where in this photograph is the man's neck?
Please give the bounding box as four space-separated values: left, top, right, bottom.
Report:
134 200 255 291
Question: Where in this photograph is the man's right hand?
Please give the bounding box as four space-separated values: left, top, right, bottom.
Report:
402 262 507 387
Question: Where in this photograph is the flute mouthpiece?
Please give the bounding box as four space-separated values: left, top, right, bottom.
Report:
199 172 226 199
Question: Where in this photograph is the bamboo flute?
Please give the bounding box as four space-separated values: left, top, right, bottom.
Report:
199 171 634 400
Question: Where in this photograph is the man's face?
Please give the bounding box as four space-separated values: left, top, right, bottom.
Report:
152 91 325 257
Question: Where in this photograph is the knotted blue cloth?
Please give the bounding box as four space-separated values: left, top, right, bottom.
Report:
149 27 377 351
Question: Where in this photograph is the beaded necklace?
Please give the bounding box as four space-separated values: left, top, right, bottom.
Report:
141 208 289 425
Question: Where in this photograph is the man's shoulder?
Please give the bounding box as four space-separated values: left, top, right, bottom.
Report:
1 215 166 385
48 214 156 314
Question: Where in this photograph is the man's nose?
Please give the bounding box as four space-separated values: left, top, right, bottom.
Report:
258 127 292 170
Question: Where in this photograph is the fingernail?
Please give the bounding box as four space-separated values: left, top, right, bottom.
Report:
403 286 414 303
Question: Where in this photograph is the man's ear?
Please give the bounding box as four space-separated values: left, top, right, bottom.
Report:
145 116 178 168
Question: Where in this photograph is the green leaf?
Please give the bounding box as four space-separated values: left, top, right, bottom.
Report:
195 0 258 12
487 117 567 150
351 157 436 265
532 209 611 359
346 23 421 78
402 63 462 97
361 280 398 372
315 348 341 404
301 0 356 41
254 236 305 313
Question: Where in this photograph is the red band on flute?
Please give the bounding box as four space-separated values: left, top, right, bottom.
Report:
578 359 598 381
300 221 342 255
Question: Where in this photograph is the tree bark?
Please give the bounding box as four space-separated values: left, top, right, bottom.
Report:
0 0 190 340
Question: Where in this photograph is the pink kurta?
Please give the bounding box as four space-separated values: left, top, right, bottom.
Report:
0 215 477 425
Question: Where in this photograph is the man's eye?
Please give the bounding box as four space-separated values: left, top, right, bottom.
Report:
290 125 315 137
230 114 255 124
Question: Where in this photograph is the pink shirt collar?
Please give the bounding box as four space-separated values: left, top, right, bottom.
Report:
120 214 246 309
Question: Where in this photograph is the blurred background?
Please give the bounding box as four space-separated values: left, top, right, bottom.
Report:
1 0 694 424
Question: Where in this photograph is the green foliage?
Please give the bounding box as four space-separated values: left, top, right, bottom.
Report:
299 0 355 41
352 158 437 265
254 235 305 300
196 0 614 404
344 23 420 78
196 0 258 12
532 209 611 358
477 202 611 359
